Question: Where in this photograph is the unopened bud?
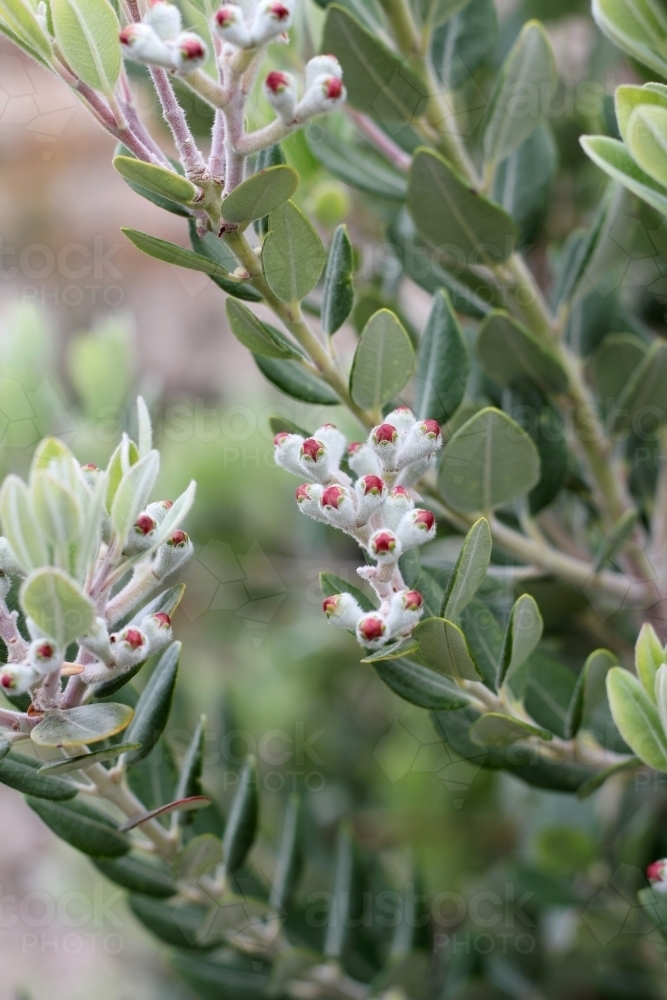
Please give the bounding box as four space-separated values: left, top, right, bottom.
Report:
249 0 292 46
295 482 325 521
265 71 296 121
312 424 347 468
110 626 148 670
81 616 113 664
300 438 335 483
120 22 175 68
141 612 173 654
383 485 414 530
305 54 342 91
296 73 346 120
145 0 182 39
356 613 387 649
648 859 667 891
385 589 423 635
213 4 251 48
28 639 62 676
322 592 363 630
396 508 436 550
274 432 305 476
368 529 402 564
0 537 23 577
384 406 416 435
354 474 385 525
396 417 442 469
152 532 194 579
320 484 356 531
145 499 174 525
124 512 158 555
0 662 39 695
348 441 381 479
173 31 208 72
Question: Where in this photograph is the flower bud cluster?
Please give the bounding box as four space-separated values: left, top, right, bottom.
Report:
274 408 441 647
120 0 208 72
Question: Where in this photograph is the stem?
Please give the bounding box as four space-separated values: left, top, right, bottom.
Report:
210 111 226 182
178 68 230 110
85 762 177 858
0 603 28 662
345 109 411 171
149 67 208 180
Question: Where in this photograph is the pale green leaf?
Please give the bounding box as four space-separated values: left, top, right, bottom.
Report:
440 517 491 621
607 666 667 771
52 0 120 92
262 202 326 303
349 309 414 411
31 704 134 747
110 449 160 545
113 157 198 205
0 474 48 572
412 616 482 681
21 567 95 647
414 289 469 423
222 165 299 225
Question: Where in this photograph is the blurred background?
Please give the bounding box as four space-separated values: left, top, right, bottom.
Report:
2 0 667 997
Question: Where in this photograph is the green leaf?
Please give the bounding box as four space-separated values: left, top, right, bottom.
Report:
113 157 198 205
27 796 131 857
31 472 82 551
324 823 358 959
615 83 667 144
225 300 302 359
253 355 341 404
269 415 310 438
635 622 665 700
223 756 258 873
176 834 223 882
222 165 298 225
173 952 270 997
21 568 95 648
51 0 120 93
111 449 160 546
431 0 497 92
626 105 667 187
438 406 540 512
269 795 303 912
580 135 667 217
607 666 667 771
38 742 142 774
322 5 429 128
565 648 617 740
129 894 210 949
592 0 667 78
0 754 77 799
119 795 210 832
588 333 647 413
122 228 249 288
414 289 469 424
262 201 326 303
493 124 557 246
483 20 556 169
0 474 47 572
0 0 52 59
349 309 415 410
471 712 552 747
372 657 471 710
307 126 407 200
508 391 567 515
576 757 642 799
497 594 543 688
174 715 206 824
321 225 355 336
320 571 375 612
361 637 421 661
408 149 516 264
412 616 482 681
441 517 491 621
31 704 134 747
476 311 568 394
420 0 469 29
460 596 504 689
123 642 180 765
188 220 262 301
92 854 177 898
610 338 667 435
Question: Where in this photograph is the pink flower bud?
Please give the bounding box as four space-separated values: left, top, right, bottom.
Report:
141 612 173 654
321 485 345 509
120 23 175 68
274 432 305 477
265 70 296 121
249 0 293 46
305 54 342 91
295 482 326 522
301 438 324 462
296 71 347 119
396 508 436 550
373 424 398 445
404 590 423 611
145 0 182 39
396 417 442 469
28 639 62 676
384 406 416 435
0 663 38 695
173 31 208 72
385 588 424 635
169 530 189 547
320 485 356 530
354 474 385 526
322 591 363 630
152 532 194 580
146 499 173 525
648 860 667 887
313 424 347 467
213 4 251 48
356 613 387 648
383 484 414 530
136 514 157 536
124 512 158 556
300 438 336 484
111 627 148 670
369 529 402 564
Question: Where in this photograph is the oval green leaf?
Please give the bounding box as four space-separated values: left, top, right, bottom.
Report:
349 308 415 411
262 201 326 303
222 165 298 225
21 567 96 648
476 311 568 394
113 156 198 205
52 0 120 93
607 666 667 772
31 703 134 747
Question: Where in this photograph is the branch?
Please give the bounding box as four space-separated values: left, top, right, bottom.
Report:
149 67 208 180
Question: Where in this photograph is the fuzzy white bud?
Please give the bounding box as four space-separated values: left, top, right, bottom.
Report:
119 22 175 68
396 508 436 550
145 0 182 40
173 31 208 72
322 592 363 630
152 531 194 580
213 4 251 48
295 74 346 120
348 442 381 479
265 71 297 122
305 54 342 91
81 617 113 664
274 433 305 476
110 626 149 670
0 662 39 695
382 486 413 530
319 485 357 532
295 483 326 522
28 638 62 677
368 529 402 564
249 0 292 47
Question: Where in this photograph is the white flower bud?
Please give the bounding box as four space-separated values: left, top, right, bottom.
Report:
0 662 39 696
356 612 388 649
312 424 347 469
368 529 402 564
319 485 357 531
145 0 182 39
348 441 381 479
322 592 363 630
368 422 400 472
173 31 208 72
265 71 297 122
295 74 346 120
396 418 442 469
299 438 337 484
384 589 424 636
145 499 175 525
274 432 305 476
124 512 158 555
152 530 194 580
213 4 252 48
119 22 175 68
384 406 416 436
295 483 326 522
648 859 667 892
382 485 413 530
81 617 113 664
141 612 173 654
28 638 62 677
354 475 386 526
396 456 436 489
305 54 342 91
249 0 293 47
396 508 436 550
110 626 148 670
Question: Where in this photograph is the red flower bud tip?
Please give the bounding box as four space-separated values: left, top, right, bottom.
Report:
374 423 397 444
153 612 171 628
414 510 435 531
124 628 144 650
361 475 384 495
372 531 396 554
648 861 666 883
404 590 423 611
274 432 290 446
82 463 99 471
162 500 173 509
348 442 363 454
269 1 289 17
36 642 55 660
358 615 385 642
266 70 290 93
321 485 345 509
215 6 236 26
169 530 188 546
391 486 410 499
324 77 343 99
134 513 157 536
296 484 312 503
301 438 324 462
322 595 339 616
422 418 441 438
0 672 13 689
395 406 412 414
180 36 205 57
322 423 337 430
119 26 135 43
